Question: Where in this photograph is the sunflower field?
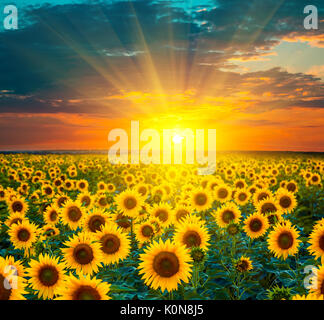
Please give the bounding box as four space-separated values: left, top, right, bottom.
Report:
0 152 324 300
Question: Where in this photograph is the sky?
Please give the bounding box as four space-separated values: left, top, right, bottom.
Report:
0 0 323 151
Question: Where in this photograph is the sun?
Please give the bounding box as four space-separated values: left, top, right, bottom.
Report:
172 134 184 144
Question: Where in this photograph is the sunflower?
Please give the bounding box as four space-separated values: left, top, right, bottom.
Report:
173 221 210 250
95 193 110 209
115 189 144 218
4 212 25 228
62 233 103 275
214 184 232 203
267 220 301 260
256 197 281 216
149 203 174 227
124 174 135 186
114 213 132 233
0 258 26 300
42 225 60 238
8 220 38 251
307 264 324 299
244 212 269 239
190 188 212 212
97 181 106 192
77 192 93 209
8 196 28 215
42 185 55 198
253 188 273 205
234 189 251 206
234 179 246 189
215 203 241 228
173 205 191 225
266 211 283 226
234 256 253 272
52 193 68 208
308 224 324 263
44 205 60 225
106 183 116 193
27 254 66 299
276 189 297 213
83 210 110 233
151 186 167 203
166 168 178 181
56 274 111 300
285 180 298 193
138 239 192 292
136 183 149 198
135 221 155 244
94 224 130 265
292 293 324 300
60 200 85 230
309 173 321 185
64 179 74 191
77 179 89 192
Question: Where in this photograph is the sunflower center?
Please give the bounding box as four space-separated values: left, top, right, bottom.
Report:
101 234 120 254
0 191 5 197
45 187 52 195
80 183 85 189
142 225 154 237
319 235 324 251
50 211 58 221
238 193 247 201
153 251 180 278
73 285 101 300
261 203 277 214
195 193 207 206
12 201 23 212
17 228 30 242
10 218 22 226
249 218 262 232
73 244 94 264
99 197 107 206
81 196 91 206
153 194 161 202
89 215 105 232
222 210 235 224
176 209 189 222
286 183 296 192
124 197 137 210
257 192 268 202
45 228 55 236
237 260 248 272
236 182 244 189
183 231 201 248
67 206 82 222
312 175 318 182
155 209 168 222
279 196 291 209
116 214 131 229
278 232 294 250
218 188 228 199
138 187 146 196
57 197 67 208
0 274 12 300
38 265 59 287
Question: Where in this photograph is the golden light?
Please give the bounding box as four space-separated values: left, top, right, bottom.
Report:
172 134 184 144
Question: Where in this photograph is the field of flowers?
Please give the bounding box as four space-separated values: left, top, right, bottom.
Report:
0 152 324 300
